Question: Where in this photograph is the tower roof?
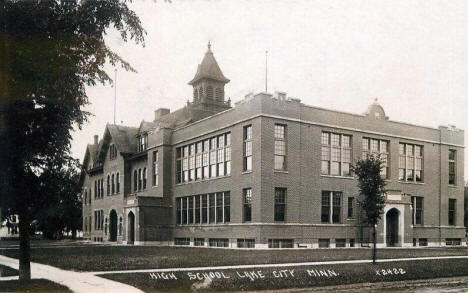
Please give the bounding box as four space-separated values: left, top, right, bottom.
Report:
188 42 230 85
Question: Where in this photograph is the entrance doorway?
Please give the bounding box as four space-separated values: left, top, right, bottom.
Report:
127 211 135 244
109 210 117 242
386 208 399 247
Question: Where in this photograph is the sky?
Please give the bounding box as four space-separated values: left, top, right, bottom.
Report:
72 0 468 175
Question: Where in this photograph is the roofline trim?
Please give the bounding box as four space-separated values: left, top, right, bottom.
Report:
170 113 465 148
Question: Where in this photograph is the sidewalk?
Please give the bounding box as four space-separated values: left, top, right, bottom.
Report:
0 255 143 293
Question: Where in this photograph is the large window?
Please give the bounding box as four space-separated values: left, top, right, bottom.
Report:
243 125 252 171
176 192 230 225
153 151 159 186
411 196 424 225
274 188 286 221
362 138 389 179
321 132 352 176
106 174 110 196
111 174 115 194
448 198 456 226
133 170 137 192
321 191 342 223
243 188 252 222
347 197 354 218
274 124 287 170
116 172 120 193
399 143 423 182
176 132 231 183
449 150 456 185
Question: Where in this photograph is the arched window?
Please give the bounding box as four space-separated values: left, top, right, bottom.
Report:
215 88 223 101
133 170 137 192
206 86 213 99
111 174 115 194
143 167 147 190
106 175 110 195
84 190 87 205
116 172 120 193
84 217 87 233
138 168 142 190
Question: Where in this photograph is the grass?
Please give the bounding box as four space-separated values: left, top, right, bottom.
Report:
0 279 72 292
1 244 468 272
0 264 18 277
99 258 468 292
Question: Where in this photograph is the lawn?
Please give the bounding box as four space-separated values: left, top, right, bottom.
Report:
1 245 468 272
0 279 72 292
99 258 468 292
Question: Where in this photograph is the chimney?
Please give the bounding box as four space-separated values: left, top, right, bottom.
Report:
154 108 170 121
94 135 98 145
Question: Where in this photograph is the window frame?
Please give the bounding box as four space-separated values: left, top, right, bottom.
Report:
321 132 352 177
274 124 287 171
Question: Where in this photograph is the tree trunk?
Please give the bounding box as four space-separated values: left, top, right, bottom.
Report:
18 211 31 281
372 225 377 264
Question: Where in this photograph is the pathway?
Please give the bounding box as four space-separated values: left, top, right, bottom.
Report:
0 255 143 293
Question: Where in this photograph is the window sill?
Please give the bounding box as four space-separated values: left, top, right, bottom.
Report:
398 181 424 185
175 175 232 186
346 217 355 221
242 171 253 175
448 185 458 188
320 175 354 180
274 170 288 174
151 185 159 189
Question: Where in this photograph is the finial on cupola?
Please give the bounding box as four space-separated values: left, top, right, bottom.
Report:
207 40 211 51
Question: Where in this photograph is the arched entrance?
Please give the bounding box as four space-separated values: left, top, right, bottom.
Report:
109 210 117 242
127 211 135 245
386 208 399 247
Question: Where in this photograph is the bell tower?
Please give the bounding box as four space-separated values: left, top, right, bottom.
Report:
188 42 231 112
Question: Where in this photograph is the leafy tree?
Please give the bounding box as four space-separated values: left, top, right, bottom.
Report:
351 154 386 264
0 0 145 280
35 160 82 240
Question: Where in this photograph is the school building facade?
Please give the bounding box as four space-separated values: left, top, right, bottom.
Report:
80 44 466 248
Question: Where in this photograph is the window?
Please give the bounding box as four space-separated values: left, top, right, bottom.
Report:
274 124 287 170
202 194 208 223
237 239 255 248
336 239 346 248
176 198 181 225
209 193 215 223
224 191 230 222
109 144 117 160
243 188 252 222
362 138 390 179
399 143 423 182
111 174 115 194
94 180 97 199
194 238 205 246
138 134 148 152
446 238 461 246
133 170 137 192
347 197 354 218
209 238 228 247
194 195 201 224
268 239 294 248
188 196 194 224
143 167 147 190
419 238 427 246
174 238 190 246
116 172 120 193
182 197 188 224
175 133 231 183
349 239 355 247
321 132 352 176
138 169 142 190
449 149 456 185
153 151 159 186
411 196 424 225
206 86 213 99
83 190 87 206
107 175 110 195
448 198 456 226
243 125 252 171
216 192 223 223
321 191 342 223
319 239 330 248
274 188 286 221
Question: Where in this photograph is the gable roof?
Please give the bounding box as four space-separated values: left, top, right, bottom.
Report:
188 43 230 85
106 124 139 155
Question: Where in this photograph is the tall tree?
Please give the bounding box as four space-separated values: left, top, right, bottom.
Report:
352 154 386 264
0 0 145 280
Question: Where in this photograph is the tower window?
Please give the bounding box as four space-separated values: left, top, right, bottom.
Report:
215 88 223 101
206 86 213 99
